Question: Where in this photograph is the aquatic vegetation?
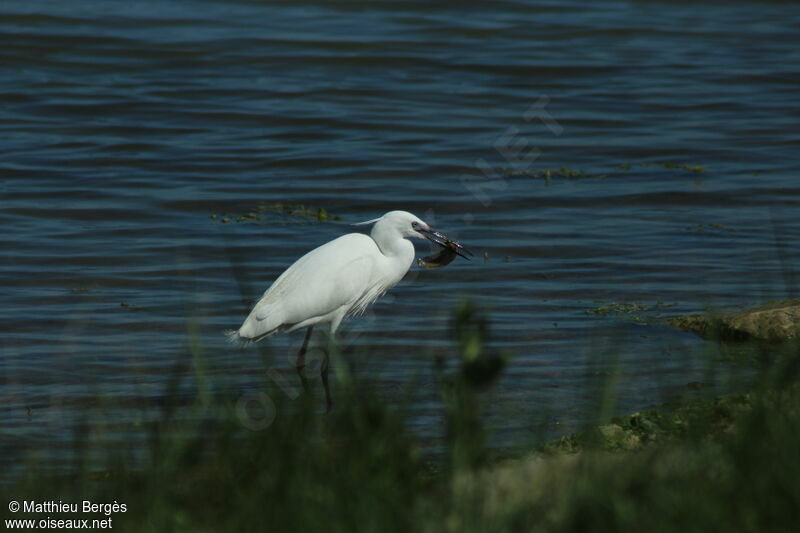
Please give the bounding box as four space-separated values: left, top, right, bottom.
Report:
507 161 709 184
589 301 652 316
682 164 706 173
587 300 676 324
504 166 607 183
69 286 93 293
635 161 707 173
211 203 343 224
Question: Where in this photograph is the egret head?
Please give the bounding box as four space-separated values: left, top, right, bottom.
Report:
356 211 472 260
358 210 430 240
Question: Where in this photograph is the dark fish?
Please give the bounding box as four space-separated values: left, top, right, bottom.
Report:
417 236 472 270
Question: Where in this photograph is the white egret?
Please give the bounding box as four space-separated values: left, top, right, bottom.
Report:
226 210 470 410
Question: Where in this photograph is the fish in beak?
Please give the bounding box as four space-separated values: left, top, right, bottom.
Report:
415 227 473 269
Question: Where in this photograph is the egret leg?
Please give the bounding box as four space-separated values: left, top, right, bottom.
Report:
321 348 332 413
295 327 313 393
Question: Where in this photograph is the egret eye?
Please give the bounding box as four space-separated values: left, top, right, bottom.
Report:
411 221 420 230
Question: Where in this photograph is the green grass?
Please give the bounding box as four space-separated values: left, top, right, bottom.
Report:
4 305 800 532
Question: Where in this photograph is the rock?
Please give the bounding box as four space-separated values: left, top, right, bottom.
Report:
670 299 800 343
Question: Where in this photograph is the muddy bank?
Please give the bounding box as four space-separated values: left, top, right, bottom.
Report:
670 299 800 343
449 378 800 531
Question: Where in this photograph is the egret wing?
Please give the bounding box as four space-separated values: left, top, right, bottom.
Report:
249 233 380 330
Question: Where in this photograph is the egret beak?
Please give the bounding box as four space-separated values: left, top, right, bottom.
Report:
416 227 473 260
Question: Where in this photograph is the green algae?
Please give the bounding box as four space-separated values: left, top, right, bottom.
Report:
506 160 709 184
586 300 676 324
504 166 607 182
211 203 344 224
635 161 707 173
69 286 93 293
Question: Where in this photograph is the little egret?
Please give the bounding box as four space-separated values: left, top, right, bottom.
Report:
226 210 469 410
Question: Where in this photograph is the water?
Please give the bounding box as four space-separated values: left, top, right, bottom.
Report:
2 0 799 463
